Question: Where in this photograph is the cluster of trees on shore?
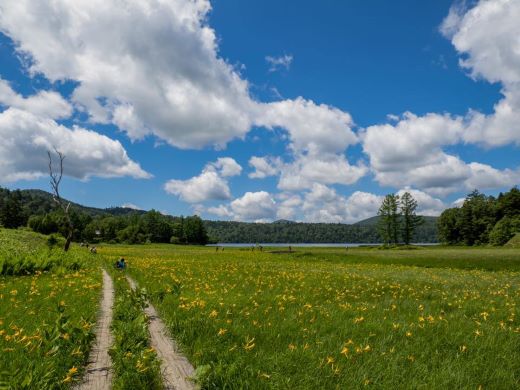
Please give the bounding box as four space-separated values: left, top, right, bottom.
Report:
0 187 209 245
28 211 209 245
438 187 520 246
376 192 424 245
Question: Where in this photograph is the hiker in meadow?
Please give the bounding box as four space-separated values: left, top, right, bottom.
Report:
115 257 126 269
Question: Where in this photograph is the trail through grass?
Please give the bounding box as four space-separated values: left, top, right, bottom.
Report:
126 274 196 390
77 270 114 390
107 267 163 390
102 245 520 389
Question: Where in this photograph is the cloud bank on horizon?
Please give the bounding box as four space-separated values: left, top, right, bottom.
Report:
0 0 518 223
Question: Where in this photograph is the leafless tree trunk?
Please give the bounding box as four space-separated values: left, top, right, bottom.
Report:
48 149 73 251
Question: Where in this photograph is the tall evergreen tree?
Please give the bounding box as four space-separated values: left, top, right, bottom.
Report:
377 194 400 245
400 192 423 245
0 190 25 228
496 187 520 219
460 190 496 245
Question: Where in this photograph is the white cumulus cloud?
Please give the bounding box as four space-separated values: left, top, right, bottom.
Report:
257 97 358 155
441 0 520 147
0 0 359 158
0 108 150 182
164 170 231 203
0 78 72 119
230 191 277 222
164 157 241 203
396 188 446 216
278 154 367 191
0 0 254 149
248 156 282 179
300 184 383 223
211 157 242 177
362 111 518 195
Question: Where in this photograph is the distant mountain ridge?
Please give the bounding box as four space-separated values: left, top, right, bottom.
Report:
11 188 145 217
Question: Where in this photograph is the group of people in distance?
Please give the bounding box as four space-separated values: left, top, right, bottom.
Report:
82 241 125 269
80 242 97 253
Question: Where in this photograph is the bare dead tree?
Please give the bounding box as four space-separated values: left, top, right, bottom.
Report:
48 149 74 251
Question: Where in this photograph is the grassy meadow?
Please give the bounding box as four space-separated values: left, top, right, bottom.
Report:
1 226 519 389
0 228 102 388
101 244 520 389
107 268 163 390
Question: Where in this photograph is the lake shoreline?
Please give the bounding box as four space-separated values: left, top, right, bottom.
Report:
206 243 439 247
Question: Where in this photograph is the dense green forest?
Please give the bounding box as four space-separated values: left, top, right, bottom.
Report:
204 217 438 243
0 187 439 244
438 187 520 246
0 187 208 245
8 186 519 246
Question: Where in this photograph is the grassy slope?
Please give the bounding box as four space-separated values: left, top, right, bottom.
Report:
101 244 520 389
505 233 520 248
0 229 102 388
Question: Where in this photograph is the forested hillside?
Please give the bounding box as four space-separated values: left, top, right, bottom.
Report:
0 187 439 244
0 187 208 245
0 188 145 218
205 217 438 243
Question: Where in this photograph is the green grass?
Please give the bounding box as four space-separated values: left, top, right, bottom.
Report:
0 228 87 276
0 268 101 388
505 233 520 248
101 244 520 389
0 228 102 388
107 267 163 390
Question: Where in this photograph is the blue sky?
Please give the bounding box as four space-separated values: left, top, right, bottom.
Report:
0 0 518 222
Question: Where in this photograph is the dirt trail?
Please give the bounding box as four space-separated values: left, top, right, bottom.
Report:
126 276 196 390
76 269 114 390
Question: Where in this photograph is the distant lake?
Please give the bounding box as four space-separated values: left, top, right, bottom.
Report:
207 243 438 248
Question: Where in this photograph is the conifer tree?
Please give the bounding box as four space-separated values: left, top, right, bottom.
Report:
0 190 25 228
377 194 400 245
400 192 423 245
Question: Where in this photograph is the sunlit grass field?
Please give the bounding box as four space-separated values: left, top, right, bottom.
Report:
107 268 163 390
101 244 520 389
0 228 102 388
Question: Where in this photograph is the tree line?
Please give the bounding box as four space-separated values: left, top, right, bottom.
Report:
376 192 424 245
0 187 209 245
1 186 439 244
437 187 520 246
204 217 438 244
